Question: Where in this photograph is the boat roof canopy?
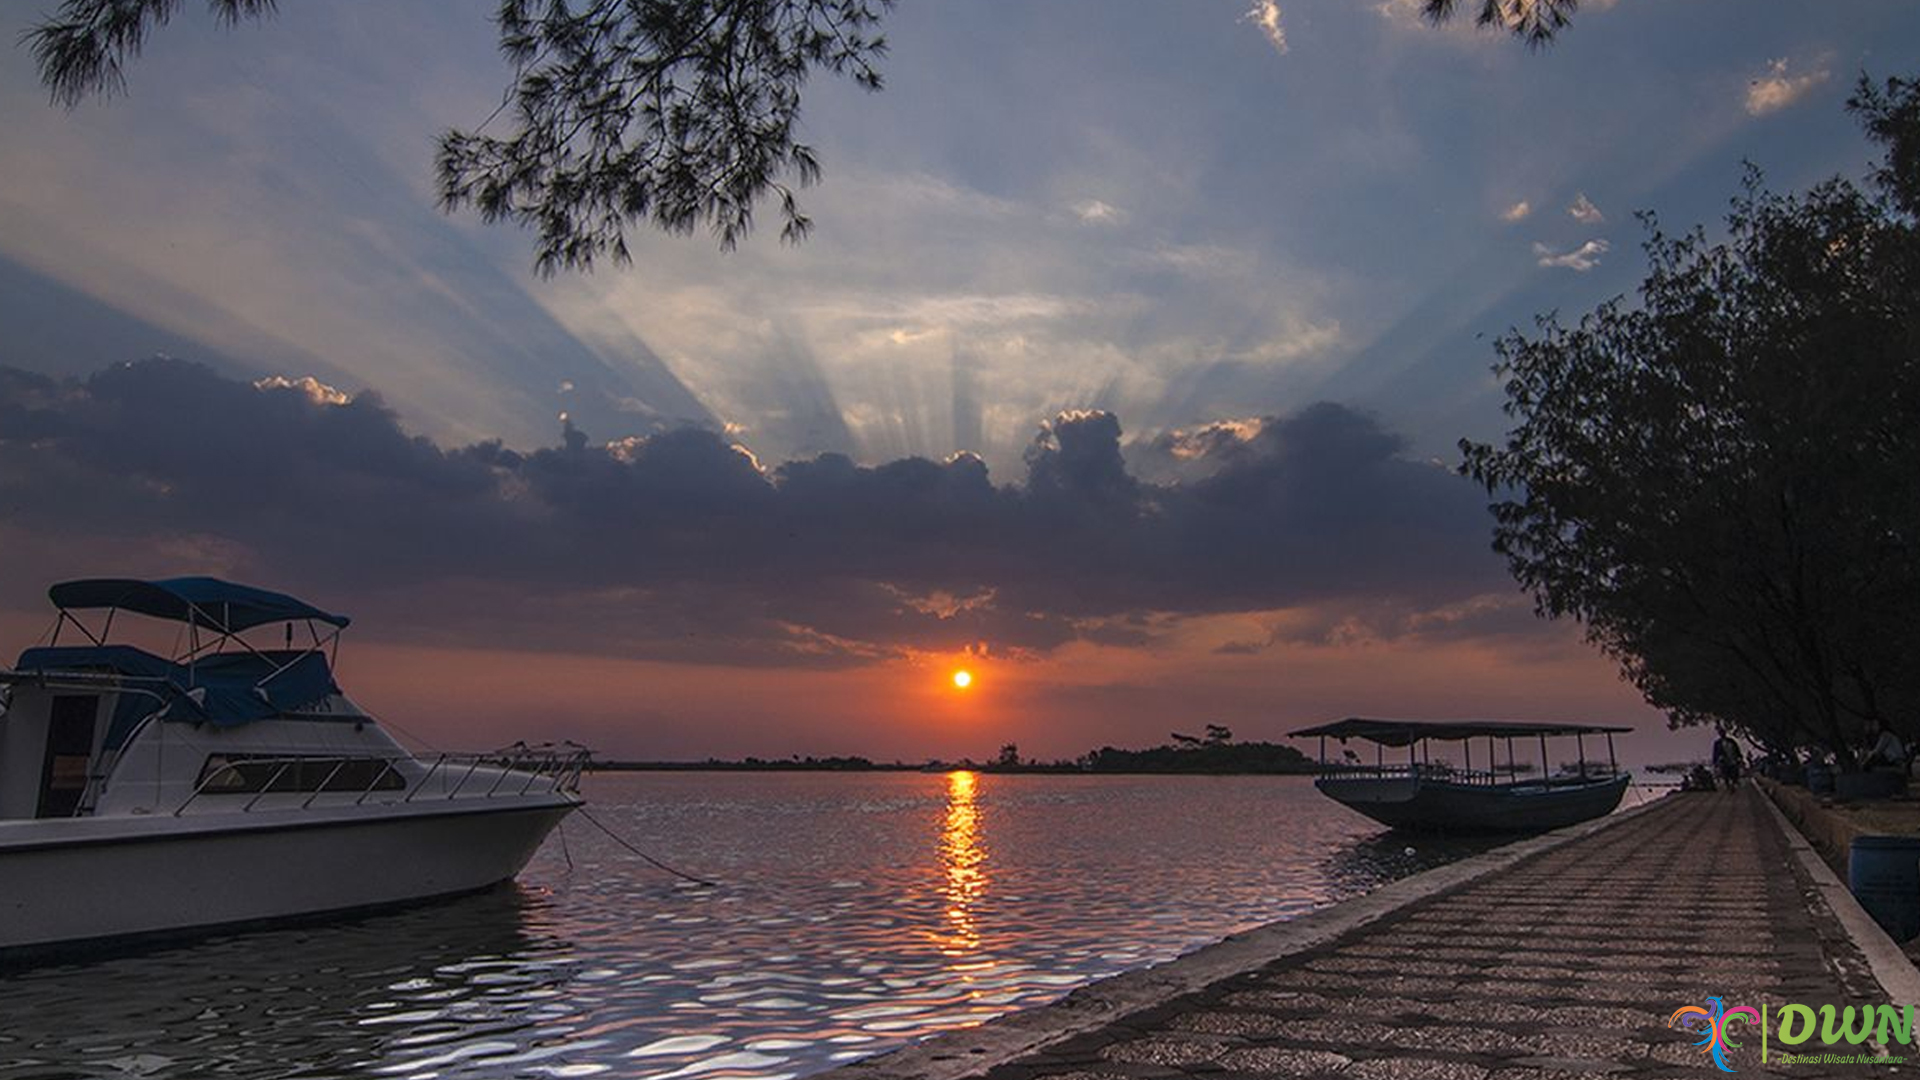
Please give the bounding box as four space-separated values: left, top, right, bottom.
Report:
49 577 350 632
1291 718 1633 747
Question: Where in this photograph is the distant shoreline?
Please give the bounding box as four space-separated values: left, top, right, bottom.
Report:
588 762 1321 775
587 740 1321 776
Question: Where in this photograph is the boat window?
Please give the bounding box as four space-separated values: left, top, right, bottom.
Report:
197 754 407 794
37 695 99 818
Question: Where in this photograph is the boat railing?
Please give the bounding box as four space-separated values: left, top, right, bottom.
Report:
404 745 591 803
1320 762 1624 786
171 745 589 816
1320 762 1501 786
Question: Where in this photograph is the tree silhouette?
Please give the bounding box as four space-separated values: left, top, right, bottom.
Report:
1461 76 1920 765
436 0 889 274
28 0 1580 271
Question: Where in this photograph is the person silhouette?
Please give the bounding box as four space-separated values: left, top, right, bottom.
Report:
1710 727 1744 793
1864 719 1907 772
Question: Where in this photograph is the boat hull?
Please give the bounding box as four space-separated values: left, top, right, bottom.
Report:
0 796 575 953
1315 772 1630 833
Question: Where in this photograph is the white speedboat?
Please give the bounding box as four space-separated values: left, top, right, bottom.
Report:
0 577 585 956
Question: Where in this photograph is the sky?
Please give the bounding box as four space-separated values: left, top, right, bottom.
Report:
2 0 1917 763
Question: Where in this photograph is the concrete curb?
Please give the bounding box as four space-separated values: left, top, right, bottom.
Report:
819 791 1674 1080
1755 782 1920 1004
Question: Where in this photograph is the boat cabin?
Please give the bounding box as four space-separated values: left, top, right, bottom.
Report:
0 577 406 820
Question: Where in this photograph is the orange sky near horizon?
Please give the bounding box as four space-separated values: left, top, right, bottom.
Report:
325 616 1677 765
0 596 1699 766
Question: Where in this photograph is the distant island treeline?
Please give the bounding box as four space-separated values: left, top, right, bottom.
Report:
590 726 1318 776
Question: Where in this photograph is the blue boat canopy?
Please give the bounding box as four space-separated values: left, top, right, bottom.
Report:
13 645 345 749
49 577 350 633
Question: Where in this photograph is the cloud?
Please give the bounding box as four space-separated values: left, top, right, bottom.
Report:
1264 592 1543 648
1213 639 1266 655
0 361 1509 668
1130 417 1287 484
1374 0 1462 35
1567 193 1604 225
1242 0 1288 55
1072 199 1125 225
253 374 350 406
1746 58 1830 117
1533 238 1609 272
1500 201 1533 223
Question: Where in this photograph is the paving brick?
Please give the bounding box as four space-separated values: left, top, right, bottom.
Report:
971 789 1911 1080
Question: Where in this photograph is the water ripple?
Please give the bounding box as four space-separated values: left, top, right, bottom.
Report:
0 772 1498 1080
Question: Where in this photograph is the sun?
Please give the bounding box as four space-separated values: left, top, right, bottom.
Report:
951 669 973 690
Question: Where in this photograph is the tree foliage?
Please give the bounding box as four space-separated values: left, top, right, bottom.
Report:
1417 0 1580 49
28 0 1578 272
1461 78 1920 764
1079 739 1312 775
26 0 277 106
437 0 890 273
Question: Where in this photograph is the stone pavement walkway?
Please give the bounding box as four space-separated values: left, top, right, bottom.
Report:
861 788 1908 1080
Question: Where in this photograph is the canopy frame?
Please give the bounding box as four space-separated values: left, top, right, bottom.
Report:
44 577 349 681
1291 717 1633 748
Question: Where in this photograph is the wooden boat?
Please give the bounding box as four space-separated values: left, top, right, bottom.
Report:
1290 718 1632 833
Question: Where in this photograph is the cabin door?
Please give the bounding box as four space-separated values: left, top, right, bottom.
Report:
36 695 99 818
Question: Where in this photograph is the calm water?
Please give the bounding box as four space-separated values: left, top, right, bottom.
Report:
0 772 1511 1080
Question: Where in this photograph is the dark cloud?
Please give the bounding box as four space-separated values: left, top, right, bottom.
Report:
1026 410 1140 510
0 360 1511 665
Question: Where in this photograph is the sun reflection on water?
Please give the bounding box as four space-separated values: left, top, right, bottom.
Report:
937 770 988 957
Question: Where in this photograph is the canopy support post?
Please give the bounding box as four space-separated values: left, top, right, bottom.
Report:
1577 733 1587 779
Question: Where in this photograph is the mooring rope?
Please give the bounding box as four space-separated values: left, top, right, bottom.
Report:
576 804 719 888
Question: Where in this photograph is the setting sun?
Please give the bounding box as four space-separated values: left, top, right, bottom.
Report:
951 669 973 689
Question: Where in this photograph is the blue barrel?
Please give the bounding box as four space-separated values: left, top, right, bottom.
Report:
1849 835 1920 942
